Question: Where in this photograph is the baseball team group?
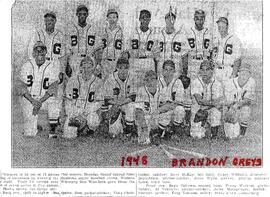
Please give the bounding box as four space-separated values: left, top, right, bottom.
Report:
17 4 256 145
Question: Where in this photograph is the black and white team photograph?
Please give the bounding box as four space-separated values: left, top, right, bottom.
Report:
11 0 262 167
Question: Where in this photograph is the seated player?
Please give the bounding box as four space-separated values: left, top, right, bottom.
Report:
102 57 137 138
63 56 103 138
18 41 61 137
223 63 255 139
191 60 224 139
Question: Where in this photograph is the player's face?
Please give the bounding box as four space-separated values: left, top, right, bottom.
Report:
77 10 88 24
44 16 56 30
146 76 158 90
165 16 175 28
80 61 94 80
107 13 118 26
194 14 205 30
34 47 46 66
238 69 251 81
139 14 151 28
200 65 213 83
162 64 175 79
217 22 228 37
117 64 129 80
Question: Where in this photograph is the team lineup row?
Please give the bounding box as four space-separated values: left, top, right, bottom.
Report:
17 5 255 144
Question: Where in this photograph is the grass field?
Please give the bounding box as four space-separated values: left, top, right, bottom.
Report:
11 55 263 168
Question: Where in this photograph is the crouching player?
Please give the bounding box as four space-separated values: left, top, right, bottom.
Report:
63 56 103 138
191 60 223 139
102 57 137 138
18 41 61 137
223 63 255 139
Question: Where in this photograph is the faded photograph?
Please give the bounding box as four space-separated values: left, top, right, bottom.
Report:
12 0 262 167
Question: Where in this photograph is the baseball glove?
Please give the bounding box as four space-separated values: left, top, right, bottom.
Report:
194 109 208 127
179 75 191 89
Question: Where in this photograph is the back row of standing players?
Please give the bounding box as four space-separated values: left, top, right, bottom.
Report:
20 4 255 142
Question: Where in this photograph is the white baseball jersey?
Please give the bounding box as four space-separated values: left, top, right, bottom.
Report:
104 71 136 100
20 59 61 97
68 23 102 56
191 76 223 101
185 27 211 60
102 26 123 60
66 74 103 109
136 85 160 114
28 29 65 61
213 34 242 66
130 27 157 58
158 27 188 62
158 75 185 105
224 77 255 104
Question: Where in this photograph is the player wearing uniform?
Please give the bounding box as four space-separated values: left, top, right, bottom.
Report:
157 7 188 76
129 9 159 90
63 56 103 138
223 63 255 139
101 8 123 81
213 16 242 82
18 41 61 137
102 58 137 138
67 5 103 77
28 12 65 61
191 60 223 139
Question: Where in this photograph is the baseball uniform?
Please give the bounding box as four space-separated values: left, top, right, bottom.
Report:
64 74 103 138
191 76 223 138
213 34 242 81
19 59 61 136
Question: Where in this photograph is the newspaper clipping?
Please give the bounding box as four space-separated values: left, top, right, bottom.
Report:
1 0 268 196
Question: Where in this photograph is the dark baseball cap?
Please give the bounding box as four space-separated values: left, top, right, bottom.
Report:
76 5 88 13
194 9 205 16
44 11 56 19
216 17 228 24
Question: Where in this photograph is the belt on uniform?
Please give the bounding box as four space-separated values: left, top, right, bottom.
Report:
107 58 116 61
192 56 203 60
139 56 147 59
81 54 86 57
46 57 52 61
217 65 233 69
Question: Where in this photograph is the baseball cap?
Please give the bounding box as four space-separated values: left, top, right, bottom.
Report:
33 41 47 51
76 5 88 13
239 63 251 72
165 12 176 20
216 17 228 24
107 8 118 17
44 11 56 19
194 9 205 16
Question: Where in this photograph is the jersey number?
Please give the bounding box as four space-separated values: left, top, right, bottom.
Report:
159 42 164 52
173 42 181 52
188 38 195 48
53 43 61 54
88 91 95 102
131 39 139 49
115 39 122 50
204 39 210 49
72 88 79 99
102 38 107 49
71 35 77 46
225 44 233 55
88 35 95 46
26 75 33 87
146 40 154 51
43 78 49 89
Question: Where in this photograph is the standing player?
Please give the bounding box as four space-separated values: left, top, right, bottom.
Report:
67 5 103 77
191 60 223 139
18 41 61 137
28 11 65 61
101 8 124 81
223 63 255 138
102 58 137 138
157 7 188 76
63 56 103 138
213 16 242 82
129 9 159 90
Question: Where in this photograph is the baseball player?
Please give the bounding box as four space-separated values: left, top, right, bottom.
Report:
102 57 137 138
191 60 223 139
101 8 124 81
212 16 242 82
63 56 104 138
18 41 61 137
128 9 159 91
67 5 103 77
28 11 65 61
223 63 255 138
157 7 188 76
